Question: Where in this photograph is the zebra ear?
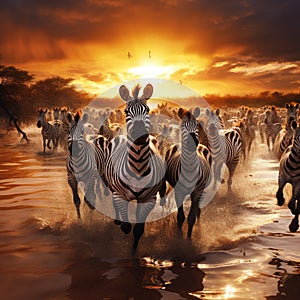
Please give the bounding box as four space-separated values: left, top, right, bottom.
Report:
66 112 73 124
205 108 210 117
74 111 81 124
194 107 200 118
119 85 131 102
141 84 153 100
178 107 185 119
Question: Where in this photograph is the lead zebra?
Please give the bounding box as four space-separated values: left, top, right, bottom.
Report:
205 109 242 192
66 111 108 219
276 120 300 232
165 107 211 239
104 83 166 255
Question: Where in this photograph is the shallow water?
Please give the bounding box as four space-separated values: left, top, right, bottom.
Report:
0 128 300 300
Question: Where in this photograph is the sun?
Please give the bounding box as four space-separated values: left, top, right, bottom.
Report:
128 64 176 78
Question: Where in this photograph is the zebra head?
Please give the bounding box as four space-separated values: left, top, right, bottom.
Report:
264 110 272 124
37 108 47 128
286 103 299 128
68 111 85 156
205 108 221 136
178 107 200 151
119 83 153 144
291 120 300 152
53 107 61 121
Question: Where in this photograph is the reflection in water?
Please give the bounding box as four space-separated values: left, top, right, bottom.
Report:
267 257 300 300
65 257 205 300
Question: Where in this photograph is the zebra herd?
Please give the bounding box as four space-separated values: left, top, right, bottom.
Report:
36 84 300 254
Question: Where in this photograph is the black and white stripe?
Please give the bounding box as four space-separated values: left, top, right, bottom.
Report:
205 109 242 192
104 84 166 255
36 108 58 152
66 111 108 219
274 103 299 160
276 121 300 232
98 111 117 141
165 107 211 239
264 110 282 151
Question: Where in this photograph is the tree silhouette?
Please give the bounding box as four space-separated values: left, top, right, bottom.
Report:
0 65 33 141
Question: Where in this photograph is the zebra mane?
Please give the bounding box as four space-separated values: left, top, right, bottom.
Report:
132 84 142 99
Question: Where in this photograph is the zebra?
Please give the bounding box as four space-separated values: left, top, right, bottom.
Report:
274 103 299 160
276 120 300 232
236 114 255 160
98 110 121 141
197 119 209 149
205 109 242 192
59 107 73 150
52 107 64 149
156 124 173 156
165 107 211 239
66 111 108 219
264 109 282 151
104 83 166 255
36 108 58 152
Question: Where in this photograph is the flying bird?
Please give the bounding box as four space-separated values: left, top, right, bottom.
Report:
148 50 151 59
128 52 133 59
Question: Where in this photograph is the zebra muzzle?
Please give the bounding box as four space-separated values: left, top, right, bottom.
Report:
187 133 199 151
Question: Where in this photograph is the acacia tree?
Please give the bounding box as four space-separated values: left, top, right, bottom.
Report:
0 65 34 141
31 76 92 110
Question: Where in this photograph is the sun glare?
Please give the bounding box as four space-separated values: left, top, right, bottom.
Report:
128 64 176 78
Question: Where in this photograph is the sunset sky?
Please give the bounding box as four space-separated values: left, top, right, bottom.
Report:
1 0 300 98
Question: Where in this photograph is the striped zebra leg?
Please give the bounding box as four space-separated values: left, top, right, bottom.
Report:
276 173 286 206
288 188 300 232
67 171 81 219
83 170 98 210
132 199 156 255
174 190 186 236
289 214 299 233
288 186 300 232
187 192 202 239
226 157 239 192
287 186 300 216
45 137 52 150
213 161 223 189
43 138 47 152
112 192 131 234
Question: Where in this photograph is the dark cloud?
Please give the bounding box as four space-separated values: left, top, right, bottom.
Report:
1 0 300 94
1 0 299 62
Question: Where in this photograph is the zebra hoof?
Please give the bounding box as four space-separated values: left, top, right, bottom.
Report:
289 216 299 232
114 219 121 226
121 222 132 234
